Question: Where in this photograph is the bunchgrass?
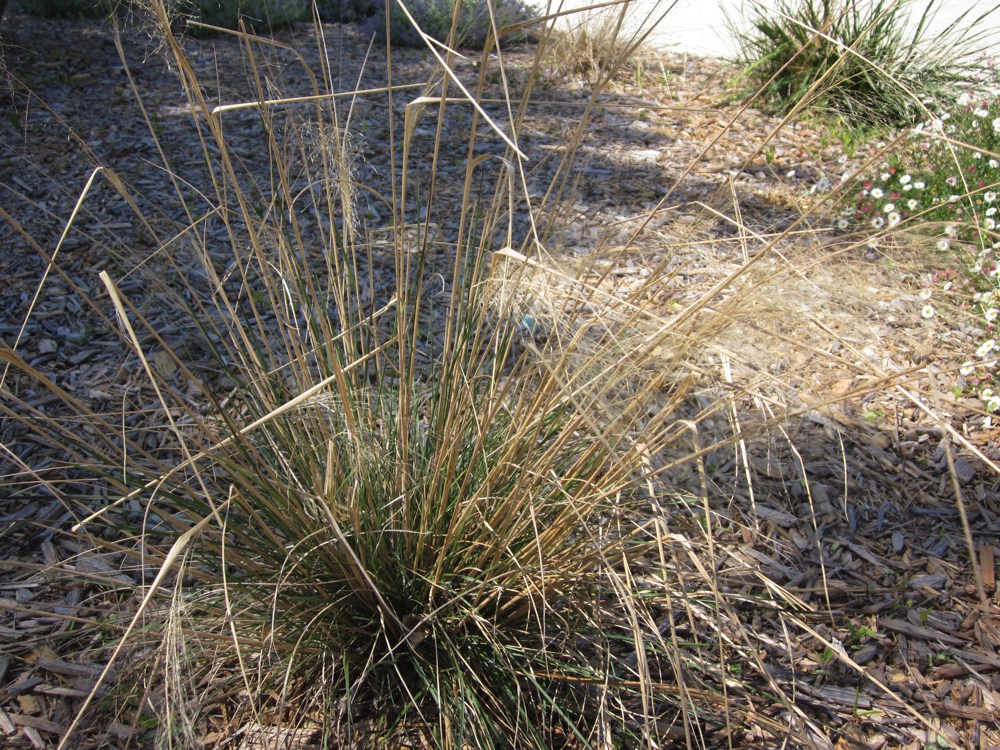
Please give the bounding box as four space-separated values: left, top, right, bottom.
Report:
1 0 993 748
729 0 999 134
1 2 739 745
544 2 651 83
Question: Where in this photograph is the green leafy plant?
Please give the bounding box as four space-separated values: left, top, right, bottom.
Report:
15 0 111 17
729 0 998 133
184 0 309 31
364 0 538 49
312 0 378 22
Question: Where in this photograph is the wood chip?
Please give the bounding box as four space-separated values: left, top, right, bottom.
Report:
6 712 67 736
797 682 872 709
35 657 108 678
935 701 996 722
982 544 996 594
879 618 966 647
754 505 798 527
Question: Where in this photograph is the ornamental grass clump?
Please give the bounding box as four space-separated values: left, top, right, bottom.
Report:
5 0 984 747
545 4 650 83
730 0 998 133
0 1 804 747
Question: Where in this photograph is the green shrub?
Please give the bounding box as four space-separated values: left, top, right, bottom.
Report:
312 0 378 23
730 0 997 133
184 0 309 31
364 0 538 49
15 0 111 18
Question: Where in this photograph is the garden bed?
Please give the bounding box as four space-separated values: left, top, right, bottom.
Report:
1 10 998 749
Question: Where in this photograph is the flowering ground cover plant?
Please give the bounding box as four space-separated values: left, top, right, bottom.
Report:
839 68 1000 412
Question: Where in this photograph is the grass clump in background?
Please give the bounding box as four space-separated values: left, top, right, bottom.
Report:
729 0 998 135
545 5 641 81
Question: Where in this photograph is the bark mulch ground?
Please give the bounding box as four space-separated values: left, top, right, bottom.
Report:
1 10 998 750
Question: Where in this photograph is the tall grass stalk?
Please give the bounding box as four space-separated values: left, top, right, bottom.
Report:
0 1 975 748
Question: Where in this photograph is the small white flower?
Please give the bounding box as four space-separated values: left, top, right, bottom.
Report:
943 281 953 291
986 308 999 323
983 387 995 400
949 195 961 203
960 361 975 376
987 395 1000 412
975 108 990 118
945 225 957 237
871 216 885 229
888 211 902 227
836 217 850 230
992 116 1000 134
988 207 998 217
977 339 996 358
985 192 997 203
990 159 999 169
881 172 891 182
907 199 919 210
937 238 950 251
920 288 933 300
903 183 913 191
883 203 896 213
914 181 926 190
900 174 912 185
973 151 984 159
921 305 935 319
870 187 884 199
946 176 959 187
987 218 997 230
